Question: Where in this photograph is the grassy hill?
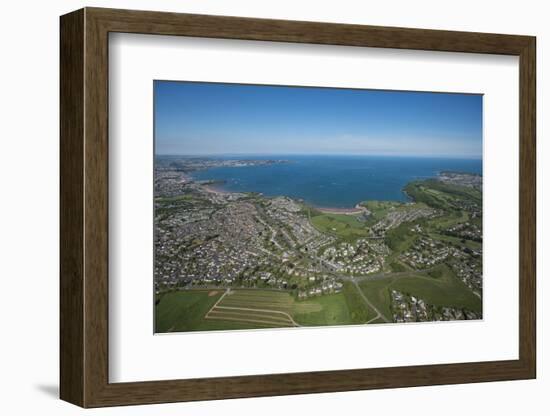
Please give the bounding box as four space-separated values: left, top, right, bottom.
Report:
155 285 378 333
359 265 482 317
310 213 369 239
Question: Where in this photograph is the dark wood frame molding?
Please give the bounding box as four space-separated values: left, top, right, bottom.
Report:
60 7 536 408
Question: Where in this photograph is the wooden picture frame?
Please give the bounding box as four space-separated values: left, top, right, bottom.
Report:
60 7 536 408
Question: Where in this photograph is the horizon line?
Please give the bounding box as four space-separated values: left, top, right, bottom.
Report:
155 152 482 160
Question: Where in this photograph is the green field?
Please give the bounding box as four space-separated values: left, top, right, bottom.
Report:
155 273 480 333
155 290 223 332
210 288 372 328
310 213 369 239
429 232 482 250
341 281 378 323
404 180 481 211
359 265 482 318
293 293 352 326
155 194 193 203
389 261 410 272
154 289 277 332
426 210 469 230
357 279 394 319
155 286 378 333
361 200 405 225
385 222 419 253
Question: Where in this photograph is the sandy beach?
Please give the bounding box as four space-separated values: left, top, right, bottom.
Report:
316 205 367 215
202 184 232 195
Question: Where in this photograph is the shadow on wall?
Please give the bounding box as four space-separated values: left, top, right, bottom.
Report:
35 384 58 399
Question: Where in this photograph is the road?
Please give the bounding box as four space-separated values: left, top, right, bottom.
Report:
335 267 437 324
296 237 439 325
350 278 390 323
190 264 437 327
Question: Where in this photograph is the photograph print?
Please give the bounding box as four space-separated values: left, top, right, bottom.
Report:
154 81 483 333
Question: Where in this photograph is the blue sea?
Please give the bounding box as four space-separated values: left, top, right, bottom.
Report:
192 155 482 208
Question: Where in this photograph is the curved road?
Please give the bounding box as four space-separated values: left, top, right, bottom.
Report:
350 279 389 323
337 267 437 324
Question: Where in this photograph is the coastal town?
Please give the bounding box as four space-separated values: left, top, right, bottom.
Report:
155 156 483 331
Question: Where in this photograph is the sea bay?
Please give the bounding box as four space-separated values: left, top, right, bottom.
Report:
191 155 482 208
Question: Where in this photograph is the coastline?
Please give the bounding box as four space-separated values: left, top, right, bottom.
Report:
197 179 366 212
202 183 234 195
315 205 367 215
184 162 480 212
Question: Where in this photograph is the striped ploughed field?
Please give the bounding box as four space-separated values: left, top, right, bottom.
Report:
204 289 306 328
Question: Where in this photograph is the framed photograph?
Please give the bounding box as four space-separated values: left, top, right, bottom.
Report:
60 7 536 407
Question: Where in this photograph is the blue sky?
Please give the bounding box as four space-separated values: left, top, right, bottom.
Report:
154 81 482 158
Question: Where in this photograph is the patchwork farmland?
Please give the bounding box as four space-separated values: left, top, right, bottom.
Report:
205 290 300 327
155 286 372 332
